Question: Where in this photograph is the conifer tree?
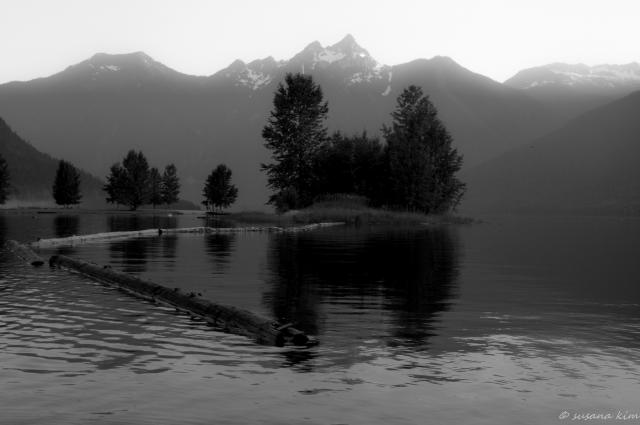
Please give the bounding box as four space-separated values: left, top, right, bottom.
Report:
384 85 465 213
262 73 328 211
202 164 238 213
52 160 82 207
0 154 10 205
160 163 180 205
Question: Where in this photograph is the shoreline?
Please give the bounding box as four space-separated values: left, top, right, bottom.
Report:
0 205 475 226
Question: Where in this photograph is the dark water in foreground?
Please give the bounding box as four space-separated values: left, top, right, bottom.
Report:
1 211 639 424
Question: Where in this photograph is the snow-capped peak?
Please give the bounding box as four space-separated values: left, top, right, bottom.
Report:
219 57 277 90
216 35 391 92
313 34 375 68
286 35 389 86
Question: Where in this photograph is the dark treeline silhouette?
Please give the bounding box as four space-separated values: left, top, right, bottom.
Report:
263 226 461 347
313 131 386 205
262 73 465 213
104 150 181 210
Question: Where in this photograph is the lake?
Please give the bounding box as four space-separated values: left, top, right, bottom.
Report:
1 211 639 424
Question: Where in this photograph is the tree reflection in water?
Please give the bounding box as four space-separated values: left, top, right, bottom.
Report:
54 214 80 238
106 214 180 274
204 233 236 274
54 214 80 256
264 226 461 349
107 214 178 232
109 237 152 274
0 214 6 246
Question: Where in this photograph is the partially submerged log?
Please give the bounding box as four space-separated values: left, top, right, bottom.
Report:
4 240 45 266
49 254 314 347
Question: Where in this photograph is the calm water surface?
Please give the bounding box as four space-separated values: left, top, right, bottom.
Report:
1 211 639 424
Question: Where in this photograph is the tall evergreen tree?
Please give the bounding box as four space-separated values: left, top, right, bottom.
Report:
148 167 163 208
202 164 238 213
103 150 150 210
262 72 328 211
52 160 82 207
384 86 465 213
0 154 10 204
160 163 180 205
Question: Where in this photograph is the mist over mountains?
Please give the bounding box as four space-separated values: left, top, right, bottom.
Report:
462 91 640 214
0 35 638 213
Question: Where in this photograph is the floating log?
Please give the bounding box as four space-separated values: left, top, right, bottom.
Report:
282 222 344 233
31 228 162 249
3 240 45 266
49 254 314 347
30 222 345 249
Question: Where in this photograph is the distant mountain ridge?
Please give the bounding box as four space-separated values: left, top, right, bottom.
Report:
0 35 638 211
505 62 640 92
503 62 640 124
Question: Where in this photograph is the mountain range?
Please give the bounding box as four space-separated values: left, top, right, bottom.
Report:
0 35 638 213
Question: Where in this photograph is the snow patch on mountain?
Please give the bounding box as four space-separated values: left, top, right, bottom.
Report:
317 50 346 64
219 35 396 90
510 63 640 90
235 68 272 90
381 71 393 96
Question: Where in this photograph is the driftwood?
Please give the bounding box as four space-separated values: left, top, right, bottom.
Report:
3 240 45 266
31 222 344 249
49 254 314 347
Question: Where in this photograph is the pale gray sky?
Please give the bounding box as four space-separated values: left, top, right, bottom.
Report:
1 0 638 84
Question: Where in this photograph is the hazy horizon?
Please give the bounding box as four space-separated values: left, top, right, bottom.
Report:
2 0 639 85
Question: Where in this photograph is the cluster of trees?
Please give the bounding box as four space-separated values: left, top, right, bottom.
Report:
1 150 239 212
104 150 180 210
4 73 463 216
102 151 240 212
262 73 465 213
